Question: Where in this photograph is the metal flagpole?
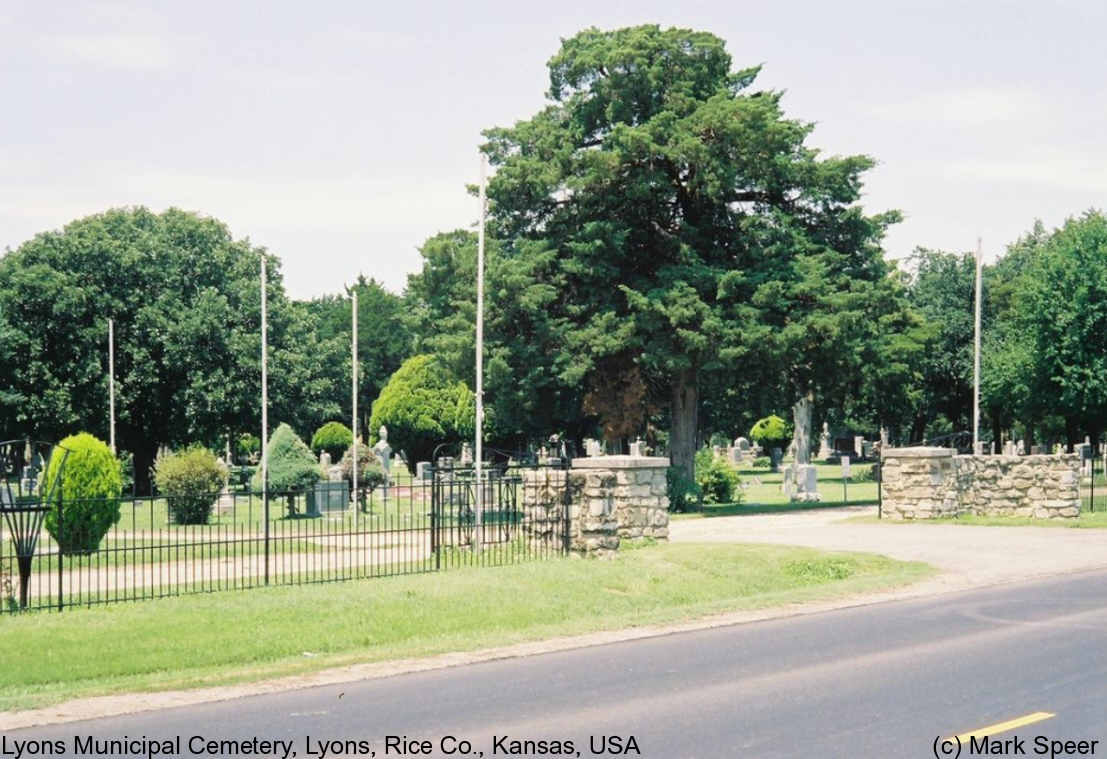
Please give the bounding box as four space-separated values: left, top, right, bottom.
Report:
973 237 983 454
261 254 270 583
474 154 487 554
108 318 116 454
352 289 358 509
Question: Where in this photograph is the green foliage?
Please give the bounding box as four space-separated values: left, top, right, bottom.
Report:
694 446 741 504
750 416 792 450
0 207 338 493
305 276 413 437
43 433 123 554
236 433 260 463
152 446 229 525
665 466 702 513
484 25 897 478
311 422 353 461
752 456 771 469
251 423 322 494
369 355 475 473
338 443 386 491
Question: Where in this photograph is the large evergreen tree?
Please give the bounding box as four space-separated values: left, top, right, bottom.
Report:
483 25 899 477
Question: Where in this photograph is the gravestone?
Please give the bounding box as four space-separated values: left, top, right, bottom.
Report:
854 436 864 458
817 422 832 460
319 451 332 469
460 442 473 465
862 440 873 460
728 446 742 465
1017 440 1025 456
735 437 750 451
416 461 432 481
629 438 647 457
373 426 392 492
1030 445 1042 455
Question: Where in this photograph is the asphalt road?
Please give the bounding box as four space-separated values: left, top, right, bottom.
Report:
9 570 1107 758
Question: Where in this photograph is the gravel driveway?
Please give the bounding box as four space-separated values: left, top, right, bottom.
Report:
671 506 1107 596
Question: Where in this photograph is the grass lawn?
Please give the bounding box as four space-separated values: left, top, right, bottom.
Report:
673 461 879 520
1 542 930 712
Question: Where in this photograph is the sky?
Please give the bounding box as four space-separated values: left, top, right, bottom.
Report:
2 0 1104 300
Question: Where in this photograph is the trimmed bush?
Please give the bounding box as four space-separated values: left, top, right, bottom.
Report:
43 433 123 554
750 415 792 451
251 424 322 494
339 443 386 492
752 456 771 469
236 433 260 464
311 421 353 462
694 446 742 505
369 355 475 473
153 446 229 525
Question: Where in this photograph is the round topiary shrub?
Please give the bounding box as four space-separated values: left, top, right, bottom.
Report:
750 415 792 451
43 433 123 554
311 421 353 462
153 446 229 525
369 354 475 473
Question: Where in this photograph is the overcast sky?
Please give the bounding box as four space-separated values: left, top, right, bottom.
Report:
2 1 1104 300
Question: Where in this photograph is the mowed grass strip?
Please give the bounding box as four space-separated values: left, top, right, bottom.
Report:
1 543 929 712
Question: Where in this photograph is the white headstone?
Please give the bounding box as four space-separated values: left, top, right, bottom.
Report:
415 461 431 481
854 436 864 458
736 437 750 451
629 438 646 457
373 425 392 479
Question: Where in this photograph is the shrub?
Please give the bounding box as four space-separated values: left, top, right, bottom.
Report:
666 466 702 512
251 424 322 493
752 456 771 469
311 421 353 462
694 446 741 504
750 415 792 451
43 433 123 554
153 446 229 525
339 443 386 492
369 355 475 473
236 433 260 464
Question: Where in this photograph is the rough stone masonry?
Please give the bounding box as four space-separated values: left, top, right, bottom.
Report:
522 455 670 557
881 447 1081 520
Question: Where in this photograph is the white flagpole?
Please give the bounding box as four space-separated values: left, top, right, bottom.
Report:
474 154 487 554
261 254 270 583
108 318 116 454
973 237 982 453
352 289 358 507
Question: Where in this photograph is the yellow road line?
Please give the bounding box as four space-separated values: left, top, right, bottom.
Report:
953 712 1056 742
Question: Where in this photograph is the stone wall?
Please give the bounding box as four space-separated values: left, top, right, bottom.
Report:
522 456 670 557
881 447 1080 520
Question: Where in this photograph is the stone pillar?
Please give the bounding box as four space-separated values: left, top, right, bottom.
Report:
880 447 958 519
568 456 670 557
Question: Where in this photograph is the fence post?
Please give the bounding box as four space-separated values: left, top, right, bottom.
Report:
57 496 64 612
431 475 440 571
562 459 571 554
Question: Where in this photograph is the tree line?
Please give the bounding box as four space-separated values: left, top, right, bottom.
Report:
1 25 1104 490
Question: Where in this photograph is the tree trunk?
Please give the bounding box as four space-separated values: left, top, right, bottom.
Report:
991 414 1002 454
670 368 699 481
792 391 813 466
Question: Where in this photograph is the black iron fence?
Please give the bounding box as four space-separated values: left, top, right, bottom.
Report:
0 462 570 614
